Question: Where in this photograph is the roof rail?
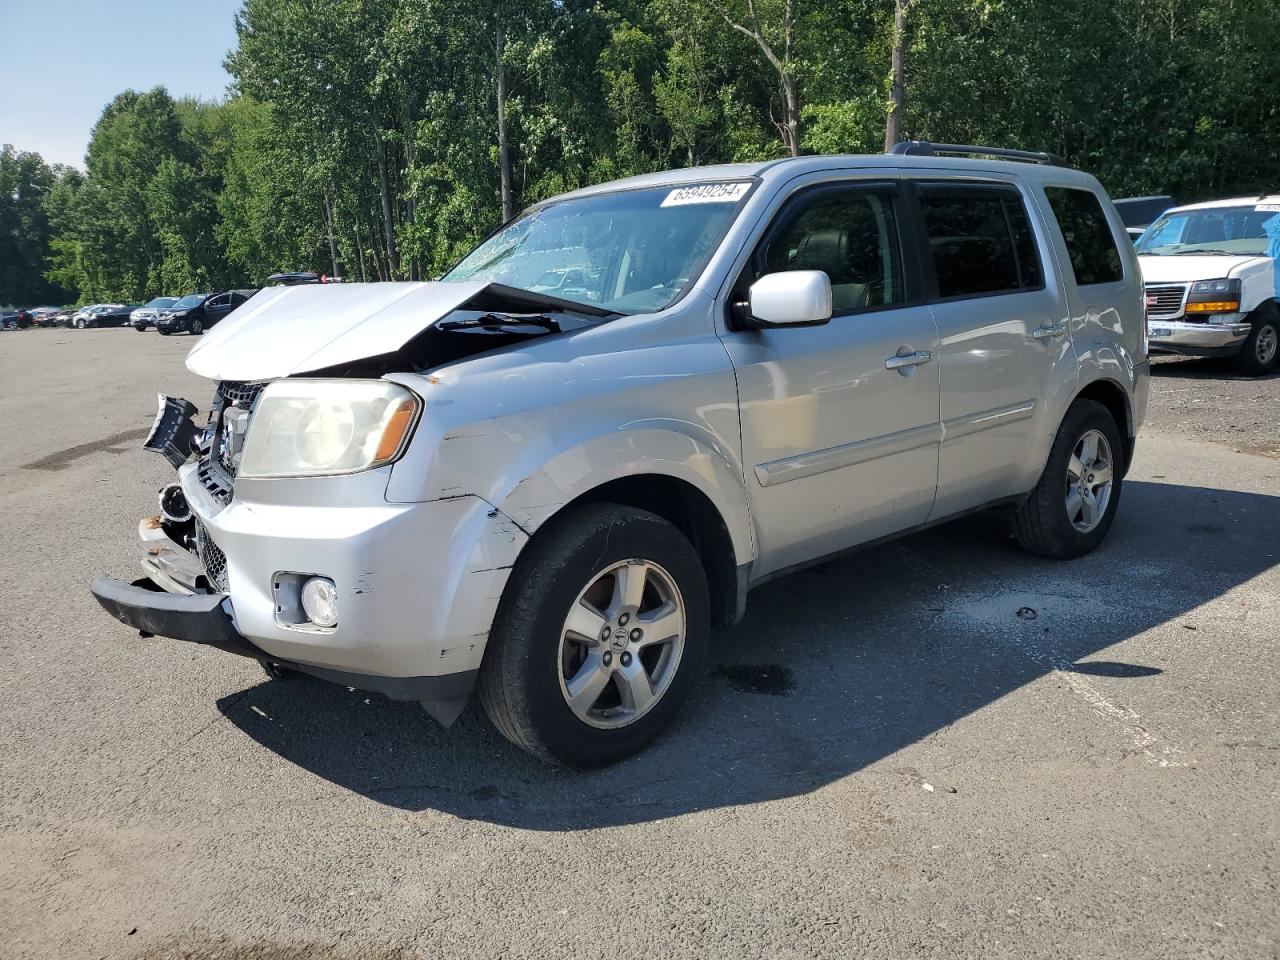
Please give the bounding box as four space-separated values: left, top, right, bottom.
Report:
889 140 1063 166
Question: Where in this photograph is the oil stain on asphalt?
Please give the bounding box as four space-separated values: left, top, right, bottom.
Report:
715 663 795 696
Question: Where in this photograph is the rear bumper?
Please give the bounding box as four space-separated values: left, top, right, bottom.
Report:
1148 318 1250 356
90 575 478 710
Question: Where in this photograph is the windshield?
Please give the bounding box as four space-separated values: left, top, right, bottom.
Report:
1135 205 1276 257
146 297 177 308
173 294 206 309
443 181 753 313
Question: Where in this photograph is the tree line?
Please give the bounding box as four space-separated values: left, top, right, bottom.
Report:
4 0 1278 306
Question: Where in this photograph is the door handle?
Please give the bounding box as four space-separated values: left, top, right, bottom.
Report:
1031 323 1067 340
884 349 933 371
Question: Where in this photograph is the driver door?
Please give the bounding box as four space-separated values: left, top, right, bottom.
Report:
720 181 941 577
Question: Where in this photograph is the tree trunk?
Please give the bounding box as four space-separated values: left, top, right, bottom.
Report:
782 72 801 156
354 224 369 283
884 0 907 152
374 134 399 277
323 192 340 278
495 19 514 222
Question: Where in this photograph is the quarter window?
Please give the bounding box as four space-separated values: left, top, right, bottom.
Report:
1046 187 1123 285
917 185 1043 299
760 187 904 314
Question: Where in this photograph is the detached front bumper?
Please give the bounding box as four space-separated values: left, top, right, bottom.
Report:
89 575 478 719
1148 318 1250 357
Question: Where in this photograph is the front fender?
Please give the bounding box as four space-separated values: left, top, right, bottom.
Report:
491 424 756 568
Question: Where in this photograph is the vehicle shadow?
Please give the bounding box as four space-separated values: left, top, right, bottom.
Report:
218 480 1278 829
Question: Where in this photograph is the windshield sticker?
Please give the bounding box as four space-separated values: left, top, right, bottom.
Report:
661 182 751 207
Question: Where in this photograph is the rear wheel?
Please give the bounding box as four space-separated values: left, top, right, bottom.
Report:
478 504 710 767
1013 399 1124 559
1233 305 1279 376
134 324 147 332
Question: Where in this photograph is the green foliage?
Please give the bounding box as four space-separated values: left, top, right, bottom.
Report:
14 0 1280 304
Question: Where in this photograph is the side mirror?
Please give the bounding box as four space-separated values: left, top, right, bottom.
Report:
745 270 832 327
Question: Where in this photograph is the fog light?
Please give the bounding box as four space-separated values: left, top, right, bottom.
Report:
300 577 339 627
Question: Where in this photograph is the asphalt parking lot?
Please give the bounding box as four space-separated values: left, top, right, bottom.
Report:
1 329 1277 960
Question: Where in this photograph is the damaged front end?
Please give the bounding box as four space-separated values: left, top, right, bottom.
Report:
90 281 568 725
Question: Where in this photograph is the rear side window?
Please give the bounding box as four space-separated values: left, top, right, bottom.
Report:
761 186 904 314
1046 187 1123 285
917 185 1043 299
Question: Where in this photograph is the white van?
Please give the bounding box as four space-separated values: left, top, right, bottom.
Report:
1137 197 1280 374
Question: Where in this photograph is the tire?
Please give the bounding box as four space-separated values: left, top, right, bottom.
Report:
1012 399 1124 559
75 318 85 329
190 318 204 335
1232 304 1279 376
478 503 710 767
134 324 147 333
157 328 171 336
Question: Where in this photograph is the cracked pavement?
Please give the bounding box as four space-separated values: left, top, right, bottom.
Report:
1 330 1277 959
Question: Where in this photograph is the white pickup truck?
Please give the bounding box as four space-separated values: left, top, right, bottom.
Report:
1137 197 1280 374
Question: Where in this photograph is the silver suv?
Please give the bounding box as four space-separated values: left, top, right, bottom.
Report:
93 143 1149 766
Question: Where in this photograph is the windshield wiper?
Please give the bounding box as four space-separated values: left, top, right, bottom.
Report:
1172 248 1238 256
436 312 562 333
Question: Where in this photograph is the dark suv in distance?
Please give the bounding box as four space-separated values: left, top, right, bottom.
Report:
155 290 257 336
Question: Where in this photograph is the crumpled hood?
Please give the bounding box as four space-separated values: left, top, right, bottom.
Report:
1138 254 1267 284
185 281 488 381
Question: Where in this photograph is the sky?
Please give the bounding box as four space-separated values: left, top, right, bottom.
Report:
0 0 243 168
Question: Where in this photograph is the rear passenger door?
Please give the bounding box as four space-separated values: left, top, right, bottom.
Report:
722 180 942 577
909 179 1078 518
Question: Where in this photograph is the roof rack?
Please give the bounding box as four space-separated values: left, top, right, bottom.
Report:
889 140 1062 166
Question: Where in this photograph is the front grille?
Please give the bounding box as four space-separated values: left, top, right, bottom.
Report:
1145 283 1188 318
195 520 229 592
197 380 268 505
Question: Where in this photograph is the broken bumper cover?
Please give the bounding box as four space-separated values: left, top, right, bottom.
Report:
89 576 479 709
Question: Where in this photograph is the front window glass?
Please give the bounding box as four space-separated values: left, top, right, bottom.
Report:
761 187 904 313
443 182 752 314
174 294 206 309
1134 206 1273 257
147 297 177 308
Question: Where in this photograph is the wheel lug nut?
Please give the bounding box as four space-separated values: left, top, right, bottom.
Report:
619 612 630 626
629 628 642 642
600 627 611 641
603 651 613 667
620 652 632 667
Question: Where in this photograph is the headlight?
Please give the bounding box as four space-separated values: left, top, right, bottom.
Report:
1186 278 1241 314
1190 279 1237 295
237 379 421 478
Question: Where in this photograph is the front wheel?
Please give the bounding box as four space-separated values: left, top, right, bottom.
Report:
1012 399 1124 559
478 504 710 767
190 318 204 335
156 328 171 336
1233 306 1279 376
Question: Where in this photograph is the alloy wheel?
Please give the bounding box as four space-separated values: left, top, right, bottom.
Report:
557 558 686 729
1065 428 1114 533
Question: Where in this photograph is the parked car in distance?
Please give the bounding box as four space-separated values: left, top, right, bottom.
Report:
155 290 257 336
1137 196 1280 374
72 304 137 328
32 308 70 328
131 297 179 331
1115 195 1175 241
93 143 1149 766
4 308 34 329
